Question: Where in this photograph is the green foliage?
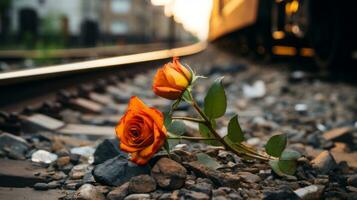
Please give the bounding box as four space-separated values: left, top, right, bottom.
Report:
163 140 170 154
265 134 287 157
280 149 301 160
269 149 301 176
204 77 227 119
227 115 244 143
167 120 186 136
196 153 222 170
164 111 172 128
269 160 285 176
278 160 297 175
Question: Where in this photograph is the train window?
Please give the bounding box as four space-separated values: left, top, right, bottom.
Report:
111 0 131 14
110 21 128 34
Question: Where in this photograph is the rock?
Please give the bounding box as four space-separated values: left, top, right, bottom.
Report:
31 150 58 164
151 158 187 190
56 156 70 167
178 189 210 200
70 164 92 180
294 185 325 200
94 138 127 164
124 194 151 200
190 182 213 195
107 182 130 200
237 172 261 183
310 151 337 174
347 174 357 187
243 80 266 99
64 179 82 190
128 175 156 193
47 181 61 189
263 186 300 200
158 193 172 200
74 184 105 200
51 171 67 180
0 132 29 159
323 127 352 141
70 146 95 164
185 161 240 187
93 156 150 186
70 153 81 164
33 182 49 191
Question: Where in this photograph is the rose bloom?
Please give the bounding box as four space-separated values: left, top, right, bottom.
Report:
115 96 167 165
152 57 192 100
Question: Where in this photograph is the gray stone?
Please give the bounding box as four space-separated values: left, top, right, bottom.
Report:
124 194 151 200
185 161 240 187
107 182 130 200
294 185 325 200
74 184 105 200
93 156 150 186
94 138 127 164
128 175 156 193
0 132 29 160
47 181 61 189
33 182 49 191
263 186 300 200
70 164 92 180
31 150 58 164
151 158 187 190
347 174 357 187
237 172 261 183
70 146 95 164
190 182 213 195
179 189 210 200
310 151 337 174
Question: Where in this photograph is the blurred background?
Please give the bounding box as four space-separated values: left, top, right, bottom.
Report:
0 0 211 71
0 0 356 74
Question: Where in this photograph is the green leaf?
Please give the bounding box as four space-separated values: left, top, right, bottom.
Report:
269 160 285 176
164 111 172 128
199 120 221 146
227 115 245 143
167 120 186 136
280 149 301 160
265 134 287 157
204 77 227 119
163 139 170 154
196 153 222 170
278 159 297 175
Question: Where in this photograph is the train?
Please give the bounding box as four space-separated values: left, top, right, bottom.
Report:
209 0 357 70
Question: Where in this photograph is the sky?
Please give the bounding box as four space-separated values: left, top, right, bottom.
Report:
151 0 213 40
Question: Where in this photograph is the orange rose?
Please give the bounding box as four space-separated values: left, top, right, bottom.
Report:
115 96 167 165
153 57 192 100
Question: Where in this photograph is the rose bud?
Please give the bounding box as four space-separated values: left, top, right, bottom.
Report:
115 96 167 165
152 57 192 100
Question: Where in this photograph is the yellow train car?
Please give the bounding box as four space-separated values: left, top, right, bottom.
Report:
209 0 357 70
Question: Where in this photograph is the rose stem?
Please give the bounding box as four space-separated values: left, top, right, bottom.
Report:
189 95 270 161
168 136 218 141
171 116 205 123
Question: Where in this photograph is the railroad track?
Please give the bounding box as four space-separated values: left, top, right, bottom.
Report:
0 42 206 112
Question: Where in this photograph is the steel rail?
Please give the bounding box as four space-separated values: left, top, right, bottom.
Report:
0 42 207 85
0 43 171 59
